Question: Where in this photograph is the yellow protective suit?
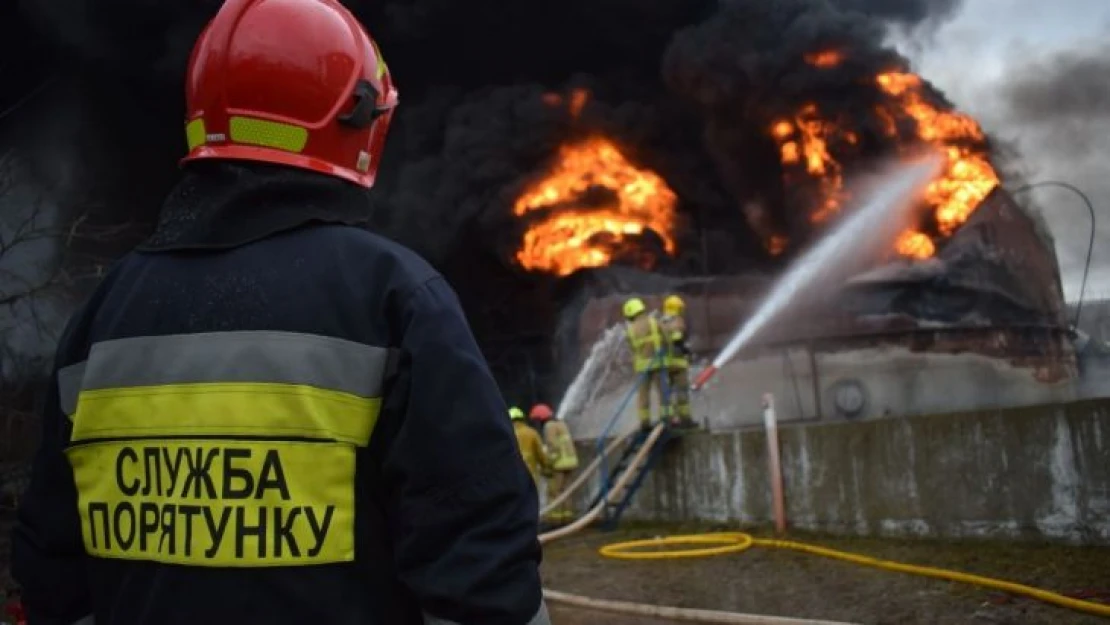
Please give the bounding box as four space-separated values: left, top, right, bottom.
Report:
513 420 550 486
542 419 579 522
625 313 667 427
659 312 692 425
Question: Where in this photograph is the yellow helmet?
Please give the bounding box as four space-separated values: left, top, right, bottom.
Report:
663 295 685 316
508 406 526 421
622 297 646 319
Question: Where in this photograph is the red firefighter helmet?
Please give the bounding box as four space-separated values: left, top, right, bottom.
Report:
530 403 554 422
182 0 398 188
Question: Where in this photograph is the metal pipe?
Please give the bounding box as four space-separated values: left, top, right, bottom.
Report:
1007 181 1097 328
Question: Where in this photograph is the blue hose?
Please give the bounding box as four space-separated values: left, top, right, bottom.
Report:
594 349 671 510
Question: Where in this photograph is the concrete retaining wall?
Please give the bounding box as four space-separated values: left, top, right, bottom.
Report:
565 343 1093 441
581 400 1110 544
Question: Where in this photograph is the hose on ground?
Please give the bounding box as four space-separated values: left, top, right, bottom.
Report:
543 589 856 625
540 426 861 624
598 533 1110 619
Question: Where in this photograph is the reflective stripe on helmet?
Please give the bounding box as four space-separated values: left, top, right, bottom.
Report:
185 118 207 151
229 117 309 153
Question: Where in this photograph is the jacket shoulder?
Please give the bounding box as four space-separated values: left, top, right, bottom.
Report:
311 225 440 292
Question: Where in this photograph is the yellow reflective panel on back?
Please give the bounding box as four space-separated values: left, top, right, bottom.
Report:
66 440 354 567
71 382 378 446
60 331 390 568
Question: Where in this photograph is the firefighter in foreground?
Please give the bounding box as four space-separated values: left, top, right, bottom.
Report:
623 297 668 431
511 406 552 490
10 1 549 624
660 295 696 429
531 404 579 523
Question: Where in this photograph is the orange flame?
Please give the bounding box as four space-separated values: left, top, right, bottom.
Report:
513 137 678 276
766 235 789 256
770 103 855 223
894 230 936 259
875 71 1000 236
569 88 588 118
769 60 999 261
805 50 844 68
542 88 590 119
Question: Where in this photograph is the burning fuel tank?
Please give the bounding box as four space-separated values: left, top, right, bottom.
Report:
555 188 1083 440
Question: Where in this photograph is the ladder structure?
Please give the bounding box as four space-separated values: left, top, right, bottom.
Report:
587 426 678 530
568 349 688 532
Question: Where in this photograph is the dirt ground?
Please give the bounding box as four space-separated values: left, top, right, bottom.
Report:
2 514 1106 624
542 524 1110 625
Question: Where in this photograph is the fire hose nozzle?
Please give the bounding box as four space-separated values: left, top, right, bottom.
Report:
692 365 718 391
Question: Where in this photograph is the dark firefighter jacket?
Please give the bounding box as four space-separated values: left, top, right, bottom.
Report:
10 162 550 625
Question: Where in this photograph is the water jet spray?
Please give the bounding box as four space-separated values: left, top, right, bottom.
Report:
692 156 943 391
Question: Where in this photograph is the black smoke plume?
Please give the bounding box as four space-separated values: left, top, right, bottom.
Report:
2 0 976 400
830 0 965 28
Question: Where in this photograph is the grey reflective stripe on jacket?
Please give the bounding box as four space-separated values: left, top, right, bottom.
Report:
57 330 391 418
424 601 551 625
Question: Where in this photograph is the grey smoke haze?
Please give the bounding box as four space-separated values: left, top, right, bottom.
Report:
895 0 1110 302
1001 43 1110 158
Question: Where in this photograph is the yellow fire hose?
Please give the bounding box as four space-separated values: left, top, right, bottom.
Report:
542 426 861 624
598 532 1110 619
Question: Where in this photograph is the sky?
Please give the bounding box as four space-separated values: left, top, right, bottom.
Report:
894 0 1110 303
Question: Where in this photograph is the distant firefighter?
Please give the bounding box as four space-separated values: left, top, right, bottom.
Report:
531 404 579 523
511 406 551 487
623 297 668 431
660 295 696 429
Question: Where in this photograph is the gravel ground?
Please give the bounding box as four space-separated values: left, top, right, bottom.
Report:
542 524 1110 625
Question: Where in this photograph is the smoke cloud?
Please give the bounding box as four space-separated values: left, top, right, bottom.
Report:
1001 42 1110 161
1002 41 1110 302
830 0 965 28
0 0 1006 395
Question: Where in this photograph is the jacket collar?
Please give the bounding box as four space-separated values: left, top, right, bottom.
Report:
140 161 374 251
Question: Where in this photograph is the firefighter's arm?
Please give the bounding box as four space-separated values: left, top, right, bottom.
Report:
671 332 690 355
379 276 549 625
538 439 554 476
532 434 549 468
11 327 93 625
668 319 690 356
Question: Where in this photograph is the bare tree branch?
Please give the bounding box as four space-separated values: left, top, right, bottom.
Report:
0 147 134 378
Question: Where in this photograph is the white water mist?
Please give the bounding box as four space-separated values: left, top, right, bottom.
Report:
555 324 626 422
